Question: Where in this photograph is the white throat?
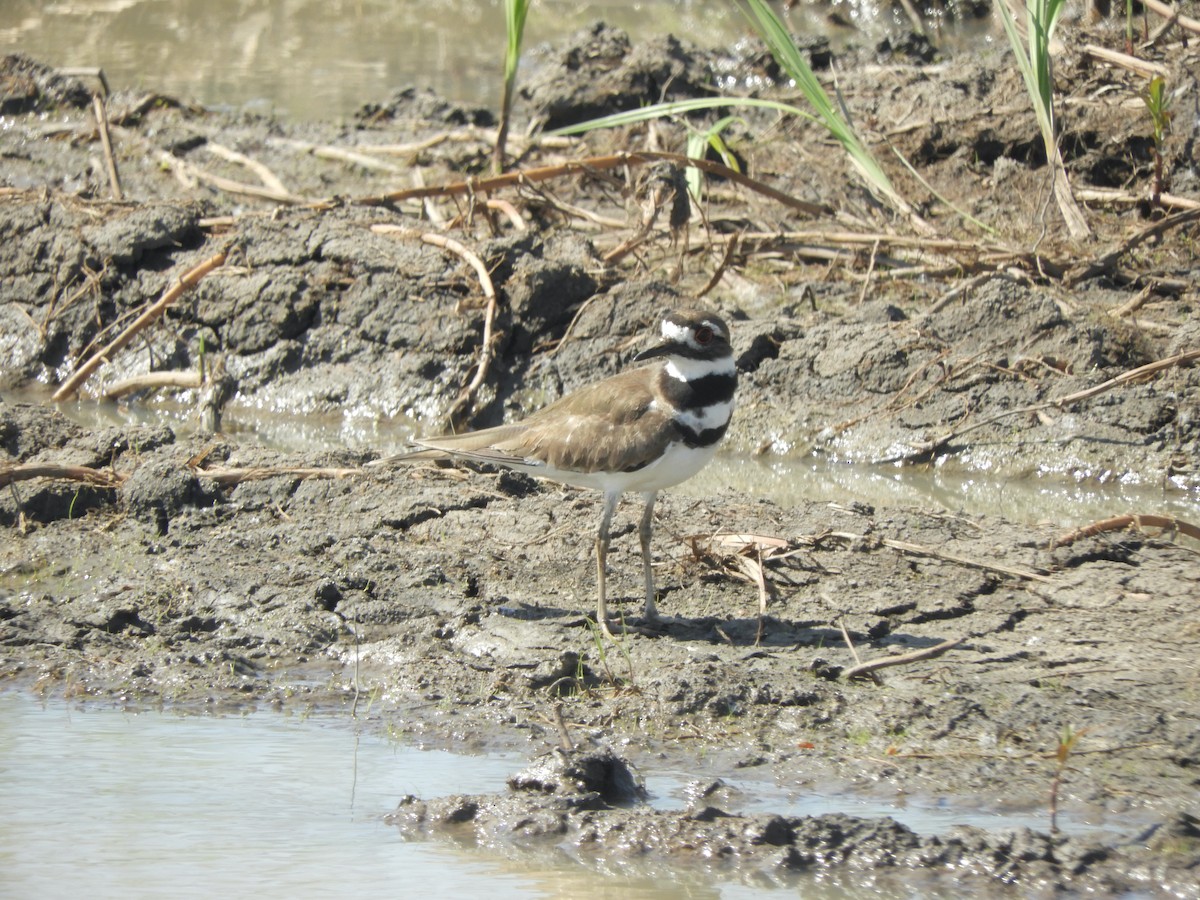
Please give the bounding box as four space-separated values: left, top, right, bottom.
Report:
664 355 735 383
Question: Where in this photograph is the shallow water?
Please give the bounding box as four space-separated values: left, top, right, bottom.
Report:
36 391 1200 538
2 0 747 121
0 691 1123 899
2 0 990 121
2 691 758 899
0 691 523 898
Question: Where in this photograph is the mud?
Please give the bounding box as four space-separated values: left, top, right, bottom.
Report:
2 16 1199 897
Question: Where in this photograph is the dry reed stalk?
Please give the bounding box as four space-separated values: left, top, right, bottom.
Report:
52 250 228 401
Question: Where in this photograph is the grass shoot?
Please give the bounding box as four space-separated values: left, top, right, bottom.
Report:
494 0 531 174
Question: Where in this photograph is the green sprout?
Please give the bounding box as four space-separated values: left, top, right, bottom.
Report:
685 115 743 202
994 0 1090 237
1049 723 1086 835
494 0 531 174
552 0 911 220
1143 76 1172 205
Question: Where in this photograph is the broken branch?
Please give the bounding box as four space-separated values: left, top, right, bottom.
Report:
0 462 124 489
52 250 228 402
1051 514 1200 548
358 151 829 218
843 637 966 681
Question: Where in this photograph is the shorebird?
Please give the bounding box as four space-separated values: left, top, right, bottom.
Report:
396 307 736 637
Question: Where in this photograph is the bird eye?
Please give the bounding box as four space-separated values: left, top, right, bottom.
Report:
695 326 714 344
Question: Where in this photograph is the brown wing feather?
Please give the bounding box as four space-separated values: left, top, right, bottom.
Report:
414 365 675 474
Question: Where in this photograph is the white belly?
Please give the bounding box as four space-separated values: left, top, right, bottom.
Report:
531 441 720 495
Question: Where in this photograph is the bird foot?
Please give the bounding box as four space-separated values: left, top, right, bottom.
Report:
597 617 661 639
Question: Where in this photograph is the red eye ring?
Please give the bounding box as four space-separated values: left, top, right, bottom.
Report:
695 325 714 344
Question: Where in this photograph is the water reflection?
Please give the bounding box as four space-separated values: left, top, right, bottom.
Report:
0 692 1118 899
684 454 1200 537
1 0 747 120
11 388 1200 535
2 692 773 899
0 691 932 899
0 691 530 897
2 0 994 121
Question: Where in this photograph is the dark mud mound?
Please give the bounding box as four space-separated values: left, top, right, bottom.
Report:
522 24 719 130
389 746 1191 895
1 53 91 115
741 275 1198 487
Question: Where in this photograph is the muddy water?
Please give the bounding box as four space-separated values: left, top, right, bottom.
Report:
0 692 1121 898
2 0 992 121
40 391 1200 536
0 691 526 897
3 0 747 120
0 691 860 899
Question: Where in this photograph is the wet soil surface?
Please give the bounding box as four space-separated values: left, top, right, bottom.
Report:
2 18 1200 896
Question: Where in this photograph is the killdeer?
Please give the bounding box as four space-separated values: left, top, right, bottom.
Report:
397 307 736 637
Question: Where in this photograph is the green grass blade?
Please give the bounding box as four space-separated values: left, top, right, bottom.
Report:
740 0 902 209
550 97 821 135
504 0 530 87
495 0 531 173
995 0 1066 157
685 130 706 199
684 114 743 200
549 0 911 219
891 146 997 236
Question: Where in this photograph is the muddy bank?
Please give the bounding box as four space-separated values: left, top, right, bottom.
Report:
2 15 1200 896
3 398 1199 894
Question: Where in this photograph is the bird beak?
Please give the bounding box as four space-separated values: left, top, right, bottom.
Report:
634 340 673 363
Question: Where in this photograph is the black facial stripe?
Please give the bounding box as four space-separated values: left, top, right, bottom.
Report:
660 372 736 410
668 343 730 361
675 420 730 448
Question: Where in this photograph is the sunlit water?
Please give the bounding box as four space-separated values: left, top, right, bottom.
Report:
2 0 747 121
26 391 1200 537
0 692 525 898
0 692 1127 899
1 0 992 121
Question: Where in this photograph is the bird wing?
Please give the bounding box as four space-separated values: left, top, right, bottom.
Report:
412 366 676 475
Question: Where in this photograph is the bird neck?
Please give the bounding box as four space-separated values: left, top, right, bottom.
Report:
655 355 736 448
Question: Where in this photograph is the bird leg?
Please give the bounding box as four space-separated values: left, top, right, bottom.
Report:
639 491 659 621
595 491 620 638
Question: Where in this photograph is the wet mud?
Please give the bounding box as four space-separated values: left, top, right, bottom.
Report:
2 17 1199 896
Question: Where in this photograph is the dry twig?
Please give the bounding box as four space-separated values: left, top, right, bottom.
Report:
843 637 967 681
1075 188 1200 212
1081 43 1168 79
103 370 204 400
270 137 405 174
197 466 361 486
204 142 291 196
1143 0 1200 36
881 538 1052 583
371 225 499 429
91 94 122 200
1066 208 1200 286
1050 513 1200 548
52 250 228 401
359 151 829 218
0 462 124 489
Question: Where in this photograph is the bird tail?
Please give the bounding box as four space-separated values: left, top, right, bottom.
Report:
367 423 528 468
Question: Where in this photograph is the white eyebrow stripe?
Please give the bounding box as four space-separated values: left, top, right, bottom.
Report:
661 320 690 341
